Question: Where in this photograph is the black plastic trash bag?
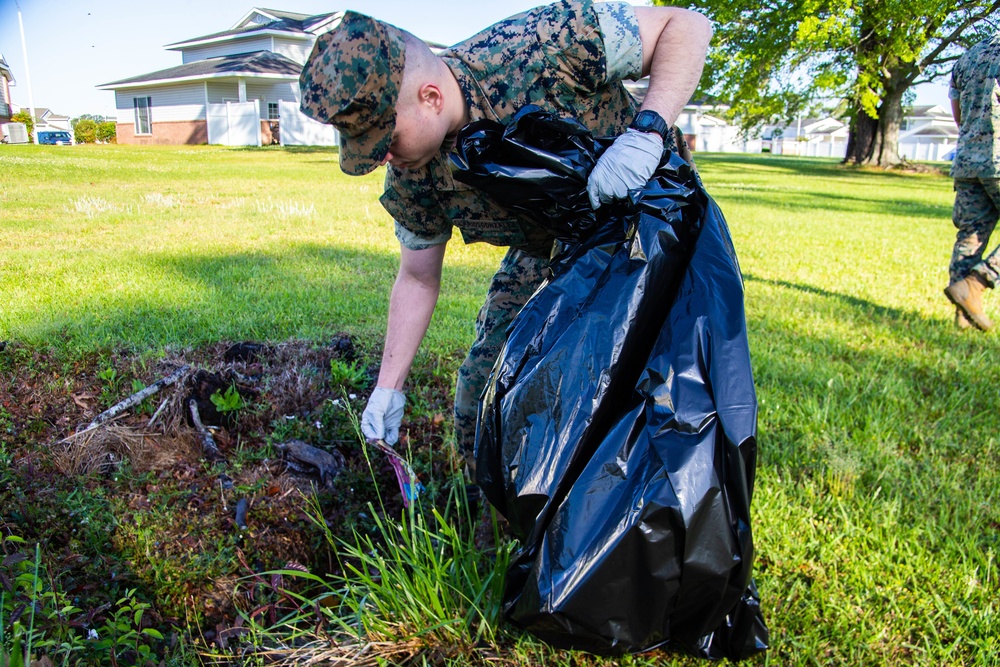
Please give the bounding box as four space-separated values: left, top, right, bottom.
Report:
452 107 768 661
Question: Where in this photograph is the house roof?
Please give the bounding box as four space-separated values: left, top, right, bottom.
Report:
98 51 302 88
907 104 951 118
0 53 13 83
165 9 339 49
34 107 70 120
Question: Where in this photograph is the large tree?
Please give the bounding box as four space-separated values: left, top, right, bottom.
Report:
661 0 1000 166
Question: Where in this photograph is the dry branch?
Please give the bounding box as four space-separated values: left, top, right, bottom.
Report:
83 364 191 431
189 399 225 464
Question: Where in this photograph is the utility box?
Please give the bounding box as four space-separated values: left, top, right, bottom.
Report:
1 123 29 144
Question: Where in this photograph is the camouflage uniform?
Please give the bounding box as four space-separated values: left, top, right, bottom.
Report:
948 33 1000 287
377 1 690 463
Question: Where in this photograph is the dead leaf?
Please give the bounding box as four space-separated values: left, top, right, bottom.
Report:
72 392 95 409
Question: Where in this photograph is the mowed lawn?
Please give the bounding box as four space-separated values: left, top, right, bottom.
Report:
2 144 998 666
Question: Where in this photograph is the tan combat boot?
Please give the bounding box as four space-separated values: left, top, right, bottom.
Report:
955 307 972 330
945 274 993 331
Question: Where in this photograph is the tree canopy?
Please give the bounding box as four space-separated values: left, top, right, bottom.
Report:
661 0 1000 165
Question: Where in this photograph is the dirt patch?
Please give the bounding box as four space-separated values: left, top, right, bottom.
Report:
0 336 460 636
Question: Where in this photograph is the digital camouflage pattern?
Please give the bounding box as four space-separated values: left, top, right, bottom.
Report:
949 178 1000 287
453 249 550 466
380 0 664 255
298 11 407 176
948 34 1000 289
378 0 695 456
950 33 1000 179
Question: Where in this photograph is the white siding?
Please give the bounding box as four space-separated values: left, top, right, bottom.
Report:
114 83 208 122
206 81 240 104
272 36 313 65
181 36 274 63
246 82 298 118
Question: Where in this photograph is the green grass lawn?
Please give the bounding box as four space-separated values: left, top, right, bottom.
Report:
2 145 998 665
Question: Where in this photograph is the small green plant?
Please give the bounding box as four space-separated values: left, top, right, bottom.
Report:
210 384 246 413
329 358 367 389
97 365 122 407
131 378 156 415
94 589 163 667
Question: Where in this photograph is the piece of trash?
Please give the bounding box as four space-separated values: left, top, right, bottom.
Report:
370 439 424 507
459 106 767 660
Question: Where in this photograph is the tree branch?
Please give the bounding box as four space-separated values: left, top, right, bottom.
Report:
74 365 190 436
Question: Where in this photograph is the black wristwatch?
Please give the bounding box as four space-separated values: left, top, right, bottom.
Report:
629 110 668 142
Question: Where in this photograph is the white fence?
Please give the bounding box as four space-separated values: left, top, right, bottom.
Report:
278 100 339 147
207 101 261 146
898 141 955 162
770 139 848 158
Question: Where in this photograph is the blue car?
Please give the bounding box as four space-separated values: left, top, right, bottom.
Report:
37 131 73 145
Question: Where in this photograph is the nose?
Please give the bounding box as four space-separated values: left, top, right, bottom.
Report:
380 152 394 166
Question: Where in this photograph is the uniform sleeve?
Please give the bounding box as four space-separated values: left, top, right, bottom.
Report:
533 0 612 96
380 171 453 250
594 2 643 82
949 66 961 101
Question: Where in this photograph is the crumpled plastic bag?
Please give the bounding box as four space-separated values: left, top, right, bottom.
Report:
452 106 768 661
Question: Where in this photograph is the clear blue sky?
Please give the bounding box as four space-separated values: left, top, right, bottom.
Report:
0 0 951 120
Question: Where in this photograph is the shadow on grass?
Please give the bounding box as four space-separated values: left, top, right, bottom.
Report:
9 242 493 356
742 270 1000 477
744 273 906 319
697 153 950 181
711 188 951 219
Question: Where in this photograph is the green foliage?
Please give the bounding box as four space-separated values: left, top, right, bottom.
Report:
329 357 367 389
667 0 999 134
74 118 98 144
96 121 117 144
329 493 512 647
226 474 513 664
0 536 163 666
71 114 107 127
70 117 117 144
97 365 122 407
210 383 246 413
9 111 33 140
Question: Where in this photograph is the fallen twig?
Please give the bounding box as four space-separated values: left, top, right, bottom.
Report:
189 399 225 465
83 364 190 432
147 397 170 428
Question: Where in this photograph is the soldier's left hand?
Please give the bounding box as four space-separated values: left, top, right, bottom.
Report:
586 128 664 209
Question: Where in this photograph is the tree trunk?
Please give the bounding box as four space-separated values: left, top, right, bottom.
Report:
863 84 906 167
844 110 878 164
844 77 908 167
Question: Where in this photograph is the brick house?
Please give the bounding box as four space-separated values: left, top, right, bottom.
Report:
97 8 344 146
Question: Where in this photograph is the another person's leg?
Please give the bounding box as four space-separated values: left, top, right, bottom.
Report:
454 249 549 476
946 178 1000 330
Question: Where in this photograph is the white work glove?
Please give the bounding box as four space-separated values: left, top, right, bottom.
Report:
586 128 665 209
361 387 406 445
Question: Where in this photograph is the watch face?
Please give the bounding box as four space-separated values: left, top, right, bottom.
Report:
632 110 667 136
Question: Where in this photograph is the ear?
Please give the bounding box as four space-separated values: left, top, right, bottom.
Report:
417 83 444 113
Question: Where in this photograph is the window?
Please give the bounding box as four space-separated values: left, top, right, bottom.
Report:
133 96 152 135
267 102 279 120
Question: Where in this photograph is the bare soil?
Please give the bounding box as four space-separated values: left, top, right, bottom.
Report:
0 336 460 644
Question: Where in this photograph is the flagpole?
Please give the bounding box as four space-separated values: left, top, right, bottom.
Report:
16 0 38 144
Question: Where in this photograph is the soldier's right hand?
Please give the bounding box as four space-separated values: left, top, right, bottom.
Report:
361 387 406 445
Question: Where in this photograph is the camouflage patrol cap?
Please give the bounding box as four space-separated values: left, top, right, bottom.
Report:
299 11 406 176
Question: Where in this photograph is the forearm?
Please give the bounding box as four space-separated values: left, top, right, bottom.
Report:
376 245 444 390
634 7 712 127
